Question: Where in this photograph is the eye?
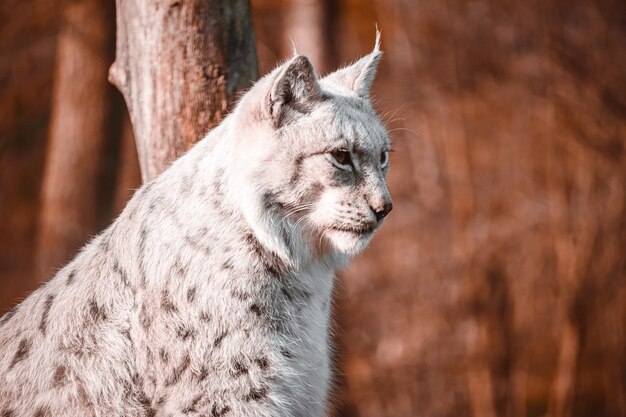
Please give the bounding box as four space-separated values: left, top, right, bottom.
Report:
380 151 389 167
330 149 352 167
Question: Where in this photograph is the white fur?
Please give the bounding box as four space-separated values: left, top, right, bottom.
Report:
0 35 391 417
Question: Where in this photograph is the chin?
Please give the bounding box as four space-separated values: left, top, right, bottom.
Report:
324 228 374 256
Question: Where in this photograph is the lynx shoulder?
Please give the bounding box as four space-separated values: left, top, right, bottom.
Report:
0 34 392 417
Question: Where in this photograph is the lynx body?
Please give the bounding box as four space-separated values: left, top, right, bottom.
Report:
0 36 392 417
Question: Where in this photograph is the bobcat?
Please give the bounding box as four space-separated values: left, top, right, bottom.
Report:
0 34 392 417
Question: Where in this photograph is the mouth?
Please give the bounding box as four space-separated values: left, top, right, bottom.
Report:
328 224 376 235
323 223 377 255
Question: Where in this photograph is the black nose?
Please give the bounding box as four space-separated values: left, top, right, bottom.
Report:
373 201 393 222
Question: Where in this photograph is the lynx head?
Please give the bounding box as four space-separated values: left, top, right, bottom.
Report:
230 33 392 261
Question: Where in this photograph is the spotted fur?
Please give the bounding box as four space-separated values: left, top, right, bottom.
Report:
0 33 391 416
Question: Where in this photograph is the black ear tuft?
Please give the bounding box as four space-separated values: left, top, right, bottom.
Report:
266 55 322 128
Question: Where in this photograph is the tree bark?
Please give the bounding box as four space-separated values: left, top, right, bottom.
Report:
109 0 258 182
36 0 115 282
113 111 141 215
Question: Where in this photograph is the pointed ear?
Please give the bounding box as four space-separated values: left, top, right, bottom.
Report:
265 55 322 128
322 31 382 97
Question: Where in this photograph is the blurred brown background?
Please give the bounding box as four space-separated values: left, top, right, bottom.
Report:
1 0 625 416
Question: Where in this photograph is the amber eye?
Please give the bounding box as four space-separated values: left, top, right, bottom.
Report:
331 149 352 166
380 151 389 166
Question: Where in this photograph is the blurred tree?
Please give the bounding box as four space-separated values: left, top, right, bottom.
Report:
109 0 258 182
112 111 141 215
35 0 116 282
283 0 338 74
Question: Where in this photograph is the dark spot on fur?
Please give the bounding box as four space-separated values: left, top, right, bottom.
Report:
244 232 288 277
210 194 222 211
261 191 278 210
245 386 269 402
176 325 196 341
195 366 209 381
140 390 152 406
280 347 293 359
132 372 143 387
77 381 93 406
33 407 50 417
138 389 154 417
255 357 270 370
288 155 306 185
121 328 134 347
221 259 234 270
139 226 148 247
1 410 14 417
66 269 77 285
140 305 152 330
187 287 197 303
281 286 312 303
9 338 31 369
0 305 18 327
52 365 68 388
182 394 203 414
165 354 191 386
281 287 294 302
213 331 228 348
199 311 211 323
161 290 178 313
38 294 55 335
169 256 188 278
89 300 107 322
138 225 149 287
213 170 225 197
113 260 132 289
231 360 248 377
122 379 133 398
122 377 137 397
264 262 281 277
249 304 263 317
211 404 231 417
160 348 170 364
99 231 111 251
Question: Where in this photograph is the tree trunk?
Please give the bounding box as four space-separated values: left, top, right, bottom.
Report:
109 0 258 183
283 0 337 74
113 112 141 215
36 0 115 282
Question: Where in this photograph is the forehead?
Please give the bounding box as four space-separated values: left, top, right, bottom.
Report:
320 95 390 153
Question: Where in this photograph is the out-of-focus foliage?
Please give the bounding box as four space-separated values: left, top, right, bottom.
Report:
1 0 625 416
